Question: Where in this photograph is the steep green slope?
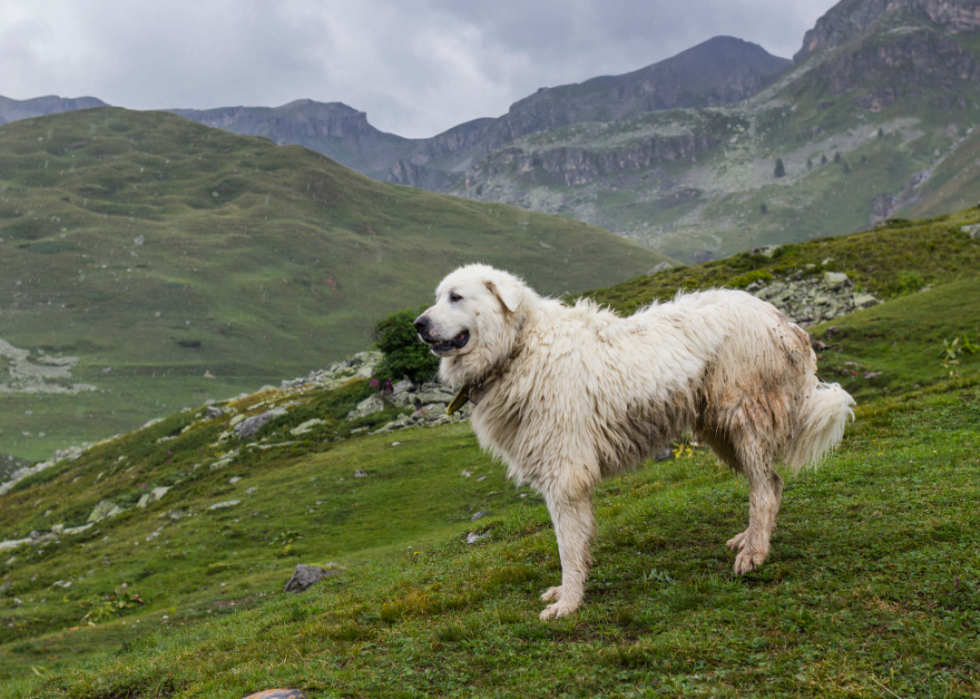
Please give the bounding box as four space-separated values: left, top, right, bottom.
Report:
0 107 669 460
1 294 977 696
2 207 979 695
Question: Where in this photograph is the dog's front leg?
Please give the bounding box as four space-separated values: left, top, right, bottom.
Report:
539 490 595 620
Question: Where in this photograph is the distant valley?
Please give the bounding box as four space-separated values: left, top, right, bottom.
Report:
0 108 665 459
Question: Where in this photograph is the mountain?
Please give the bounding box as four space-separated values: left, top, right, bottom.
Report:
167 37 791 191
0 94 108 125
0 107 669 460
168 100 420 183
452 0 980 262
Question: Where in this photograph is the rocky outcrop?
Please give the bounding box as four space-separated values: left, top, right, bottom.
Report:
750 271 879 325
795 0 980 63
465 133 719 190
805 30 980 97
0 94 108 126
171 100 375 140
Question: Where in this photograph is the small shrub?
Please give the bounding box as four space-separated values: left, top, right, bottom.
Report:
373 306 439 384
730 270 773 289
893 270 924 296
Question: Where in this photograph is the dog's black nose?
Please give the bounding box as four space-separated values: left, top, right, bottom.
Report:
413 315 430 335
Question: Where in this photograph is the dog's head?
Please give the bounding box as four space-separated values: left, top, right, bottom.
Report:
414 264 528 386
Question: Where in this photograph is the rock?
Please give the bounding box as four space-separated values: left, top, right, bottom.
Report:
391 379 413 395
168 510 186 520
647 261 674 275
475 475 488 482
863 371 882 379
209 500 240 510
346 395 385 421
415 389 455 404
0 582 11 593
655 447 673 461
206 405 225 419
466 531 489 544
853 293 879 309
51 524 65 535
210 449 239 471
240 690 311 699
822 271 850 288
470 510 490 521
960 224 980 239
138 486 170 509
235 408 288 440
289 418 324 436
88 500 123 523
416 403 447 419
750 245 781 258
284 564 340 593
389 391 416 408
354 470 369 478
461 470 472 478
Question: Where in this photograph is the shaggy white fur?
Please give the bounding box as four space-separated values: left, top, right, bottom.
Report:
415 264 855 620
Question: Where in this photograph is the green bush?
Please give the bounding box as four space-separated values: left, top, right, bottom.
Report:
730 270 773 289
373 306 439 384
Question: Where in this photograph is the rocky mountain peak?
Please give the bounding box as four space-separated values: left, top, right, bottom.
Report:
795 0 980 62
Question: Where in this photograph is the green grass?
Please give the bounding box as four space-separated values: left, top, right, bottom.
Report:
2 206 980 697
1 376 977 697
0 108 670 459
580 209 980 314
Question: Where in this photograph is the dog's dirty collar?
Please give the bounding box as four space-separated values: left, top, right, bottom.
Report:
447 386 472 415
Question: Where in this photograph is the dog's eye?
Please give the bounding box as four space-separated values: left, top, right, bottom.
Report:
449 292 463 303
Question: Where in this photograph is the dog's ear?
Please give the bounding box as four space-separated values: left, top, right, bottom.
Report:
486 275 523 313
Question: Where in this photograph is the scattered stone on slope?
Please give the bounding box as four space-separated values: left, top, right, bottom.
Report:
346 395 385 420
209 500 240 510
289 418 324 436
961 224 980 239
470 510 490 521
284 564 341 593
137 486 170 509
240 690 311 699
751 272 879 326
88 500 124 523
235 408 289 440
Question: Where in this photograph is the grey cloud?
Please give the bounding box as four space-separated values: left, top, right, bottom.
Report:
0 0 835 138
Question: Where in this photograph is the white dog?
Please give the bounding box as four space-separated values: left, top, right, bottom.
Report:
415 264 854 620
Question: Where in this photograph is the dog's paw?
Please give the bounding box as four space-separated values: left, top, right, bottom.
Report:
539 599 578 620
733 549 767 575
540 586 563 603
726 530 749 551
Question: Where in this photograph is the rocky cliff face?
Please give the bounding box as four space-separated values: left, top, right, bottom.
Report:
465 132 721 189
0 95 108 125
170 100 376 140
170 100 415 179
386 36 788 188
795 0 980 62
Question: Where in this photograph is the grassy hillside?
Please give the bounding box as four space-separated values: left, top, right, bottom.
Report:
1 208 978 698
0 108 670 460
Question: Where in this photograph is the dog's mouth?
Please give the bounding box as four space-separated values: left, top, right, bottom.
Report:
428 330 470 355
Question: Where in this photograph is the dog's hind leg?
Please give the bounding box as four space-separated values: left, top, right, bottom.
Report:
727 465 783 574
539 487 595 620
699 422 784 574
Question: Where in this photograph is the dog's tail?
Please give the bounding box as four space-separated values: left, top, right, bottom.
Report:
784 381 855 471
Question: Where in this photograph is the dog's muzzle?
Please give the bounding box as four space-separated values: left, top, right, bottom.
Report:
414 315 469 354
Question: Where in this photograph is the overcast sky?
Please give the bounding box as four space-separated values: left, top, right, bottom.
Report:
0 0 837 138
